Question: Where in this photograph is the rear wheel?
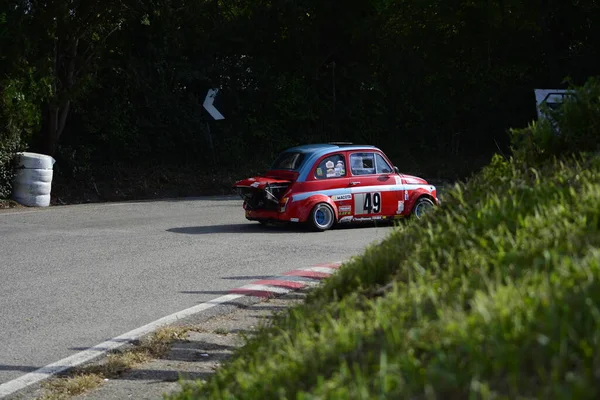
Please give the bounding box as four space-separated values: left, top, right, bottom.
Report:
308 203 335 231
412 197 434 219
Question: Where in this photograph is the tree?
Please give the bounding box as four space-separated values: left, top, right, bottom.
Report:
16 0 130 156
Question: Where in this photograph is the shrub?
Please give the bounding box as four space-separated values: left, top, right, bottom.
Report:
0 77 40 198
0 134 21 199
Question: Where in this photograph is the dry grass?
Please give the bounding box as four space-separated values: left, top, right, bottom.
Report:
40 374 103 399
0 199 23 209
38 326 203 399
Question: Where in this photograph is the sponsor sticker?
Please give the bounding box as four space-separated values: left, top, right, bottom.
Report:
338 205 352 216
396 201 404 214
332 194 352 201
335 161 345 176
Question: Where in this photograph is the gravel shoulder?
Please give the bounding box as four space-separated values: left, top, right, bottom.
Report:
9 290 307 400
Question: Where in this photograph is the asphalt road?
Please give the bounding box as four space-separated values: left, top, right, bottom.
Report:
0 196 394 387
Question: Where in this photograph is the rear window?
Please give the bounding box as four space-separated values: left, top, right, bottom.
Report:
270 152 306 170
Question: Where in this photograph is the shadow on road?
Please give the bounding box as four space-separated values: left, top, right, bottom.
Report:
0 364 40 373
221 275 275 280
168 220 398 235
167 223 304 235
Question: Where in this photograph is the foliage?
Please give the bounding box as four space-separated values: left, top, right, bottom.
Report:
0 76 38 198
2 0 600 192
0 137 18 199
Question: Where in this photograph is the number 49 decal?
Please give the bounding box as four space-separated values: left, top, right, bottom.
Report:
354 192 382 215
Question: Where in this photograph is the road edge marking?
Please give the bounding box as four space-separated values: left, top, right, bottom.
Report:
0 294 244 398
0 261 343 398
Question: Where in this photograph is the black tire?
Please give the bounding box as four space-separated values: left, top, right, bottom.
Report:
412 197 435 219
308 203 335 231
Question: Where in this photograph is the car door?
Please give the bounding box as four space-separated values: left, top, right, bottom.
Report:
301 151 352 203
347 151 401 219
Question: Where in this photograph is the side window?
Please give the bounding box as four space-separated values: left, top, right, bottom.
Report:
314 154 347 179
350 153 376 175
375 153 393 174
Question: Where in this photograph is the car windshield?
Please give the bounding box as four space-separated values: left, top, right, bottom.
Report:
270 151 306 170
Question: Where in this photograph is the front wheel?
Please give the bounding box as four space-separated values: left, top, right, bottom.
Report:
308 203 335 231
412 197 435 219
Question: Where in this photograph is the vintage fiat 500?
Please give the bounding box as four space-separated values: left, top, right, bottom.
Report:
233 143 438 231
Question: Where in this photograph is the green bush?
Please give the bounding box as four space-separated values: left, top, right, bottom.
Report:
0 134 20 199
0 77 40 198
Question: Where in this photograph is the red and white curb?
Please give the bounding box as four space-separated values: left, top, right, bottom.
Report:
0 261 344 399
229 262 343 298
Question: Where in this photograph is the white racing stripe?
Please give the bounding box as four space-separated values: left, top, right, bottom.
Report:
0 293 245 399
292 184 435 202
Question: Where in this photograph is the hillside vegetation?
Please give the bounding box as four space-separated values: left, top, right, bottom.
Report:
168 79 600 399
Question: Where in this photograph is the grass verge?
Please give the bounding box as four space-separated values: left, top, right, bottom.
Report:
38 326 203 399
0 199 23 209
168 153 600 399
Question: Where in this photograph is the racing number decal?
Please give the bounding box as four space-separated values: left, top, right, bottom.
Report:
363 192 381 213
354 192 382 215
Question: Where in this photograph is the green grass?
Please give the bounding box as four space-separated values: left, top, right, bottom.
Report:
169 153 600 400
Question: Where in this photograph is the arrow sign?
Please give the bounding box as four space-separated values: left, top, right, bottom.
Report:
203 88 225 120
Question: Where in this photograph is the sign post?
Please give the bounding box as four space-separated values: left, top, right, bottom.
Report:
202 88 225 163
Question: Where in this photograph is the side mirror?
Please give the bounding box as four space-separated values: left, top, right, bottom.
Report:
394 166 400 174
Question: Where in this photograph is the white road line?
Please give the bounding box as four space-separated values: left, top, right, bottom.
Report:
0 293 244 399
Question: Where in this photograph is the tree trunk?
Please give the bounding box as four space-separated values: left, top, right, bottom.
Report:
34 35 78 157
540 0 559 82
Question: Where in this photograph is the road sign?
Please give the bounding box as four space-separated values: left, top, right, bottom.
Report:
203 88 225 120
534 89 575 120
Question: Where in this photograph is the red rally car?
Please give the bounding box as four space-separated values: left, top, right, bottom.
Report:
233 143 439 231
